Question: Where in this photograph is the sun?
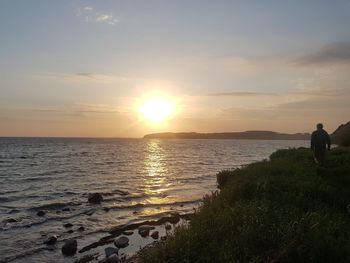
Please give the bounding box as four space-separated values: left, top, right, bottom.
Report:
139 97 174 123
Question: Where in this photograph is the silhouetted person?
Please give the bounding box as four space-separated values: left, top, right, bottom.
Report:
311 123 331 165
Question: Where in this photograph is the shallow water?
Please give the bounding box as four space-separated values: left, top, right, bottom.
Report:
0 138 308 262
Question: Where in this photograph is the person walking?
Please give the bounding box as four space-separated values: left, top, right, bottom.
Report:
311 123 331 165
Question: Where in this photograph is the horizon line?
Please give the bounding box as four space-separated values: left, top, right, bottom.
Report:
0 130 312 139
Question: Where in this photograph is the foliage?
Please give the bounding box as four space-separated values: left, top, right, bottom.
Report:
340 137 350 147
140 147 350 263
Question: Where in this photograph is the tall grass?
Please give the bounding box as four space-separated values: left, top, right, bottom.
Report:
140 147 350 263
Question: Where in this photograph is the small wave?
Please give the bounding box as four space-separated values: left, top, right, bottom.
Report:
103 197 124 203
101 189 129 196
106 193 147 202
29 201 82 211
0 194 45 204
103 191 168 203
1 208 96 232
20 176 54 182
106 199 202 211
0 189 19 195
196 161 214 165
1 225 110 263
0 246 44 263
0 196 10 202
0 204 19 209
67 151 89 157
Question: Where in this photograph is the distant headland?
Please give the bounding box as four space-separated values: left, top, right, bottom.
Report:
144 131 311 140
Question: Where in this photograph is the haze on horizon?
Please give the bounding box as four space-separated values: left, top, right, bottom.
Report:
1 0 350 138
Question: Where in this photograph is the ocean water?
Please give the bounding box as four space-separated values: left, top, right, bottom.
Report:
0 138 308 262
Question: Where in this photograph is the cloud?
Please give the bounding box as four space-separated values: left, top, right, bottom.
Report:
36 72 130 84
275 96 350 111
73 72 117 80
71 103 120 114
206 91 278 97
78 6 119 26
288 88 344 97
1 104 120 116
84 6 93 11
95 14 119 25
218 93 350 127
295 42 350 65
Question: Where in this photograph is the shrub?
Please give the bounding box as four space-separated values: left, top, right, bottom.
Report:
140 148 350 263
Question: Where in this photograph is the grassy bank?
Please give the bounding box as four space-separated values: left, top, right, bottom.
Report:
140 147 350 263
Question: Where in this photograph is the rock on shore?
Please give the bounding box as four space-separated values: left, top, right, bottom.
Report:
44 235 58 245
105 246 119 257
62 239 77 256
114 236 129 248
138 225 155 237
88 193 103 204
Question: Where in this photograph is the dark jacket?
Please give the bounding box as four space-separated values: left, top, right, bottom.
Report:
311 129 331 151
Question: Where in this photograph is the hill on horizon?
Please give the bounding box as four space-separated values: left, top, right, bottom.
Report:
331 121 350 146
144 130 311 140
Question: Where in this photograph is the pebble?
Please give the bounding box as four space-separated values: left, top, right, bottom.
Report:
105 246 119 257
138 228 149 237
88 193 103 204
64 223 73 228
86 210 94 216
139 225 155 231
114 236 129 248
37 210 45 217
138 225 155 237
151 231 159 239
61 239 77 256
5 218 17 223
44 235 58 245
122 231 133 236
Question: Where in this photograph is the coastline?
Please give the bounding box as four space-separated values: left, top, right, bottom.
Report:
138 147 350 263
143 131 310 140
2 145 349 262
0 139 310 263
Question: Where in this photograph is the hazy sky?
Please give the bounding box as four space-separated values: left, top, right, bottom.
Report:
1 0 350 137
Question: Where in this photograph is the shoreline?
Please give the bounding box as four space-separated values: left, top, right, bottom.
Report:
1 212 195 263
78 212 193 254
0 139 309 263
138 147 350 263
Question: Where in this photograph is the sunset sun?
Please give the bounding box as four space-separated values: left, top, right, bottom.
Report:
139 97 174 123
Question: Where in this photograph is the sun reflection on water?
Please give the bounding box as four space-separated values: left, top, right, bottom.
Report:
143 140 173 207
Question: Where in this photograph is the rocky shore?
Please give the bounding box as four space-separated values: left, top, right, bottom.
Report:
139 147 350 263
72 211 194 262
2 190 195 263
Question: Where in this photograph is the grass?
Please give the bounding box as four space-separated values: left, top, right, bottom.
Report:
140 147 350 263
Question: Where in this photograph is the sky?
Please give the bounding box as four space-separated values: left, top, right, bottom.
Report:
1 0 350 137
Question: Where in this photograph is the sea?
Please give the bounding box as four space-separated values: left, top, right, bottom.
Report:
0 138 308 263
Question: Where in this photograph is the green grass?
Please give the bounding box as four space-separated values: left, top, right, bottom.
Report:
140 147 350 263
